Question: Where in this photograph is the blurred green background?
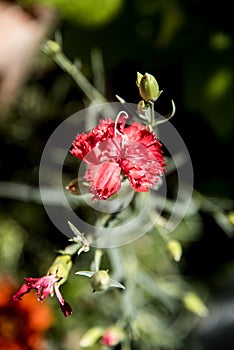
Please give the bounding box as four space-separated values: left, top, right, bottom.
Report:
0 0 234 349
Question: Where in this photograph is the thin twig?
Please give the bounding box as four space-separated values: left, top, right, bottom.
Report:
41 40 107 103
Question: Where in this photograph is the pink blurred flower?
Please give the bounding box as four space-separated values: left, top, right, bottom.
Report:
100 327 123 347
0 1 55 109
13 274 72 317
71 112 165 200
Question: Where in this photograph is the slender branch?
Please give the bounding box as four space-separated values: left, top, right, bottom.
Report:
0 181 88 206
41 40 107 104
148 100 155 127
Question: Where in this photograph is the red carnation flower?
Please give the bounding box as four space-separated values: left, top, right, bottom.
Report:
71 112 165 200
13 274 72 317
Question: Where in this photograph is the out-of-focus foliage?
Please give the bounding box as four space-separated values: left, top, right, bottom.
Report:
21 0 124 27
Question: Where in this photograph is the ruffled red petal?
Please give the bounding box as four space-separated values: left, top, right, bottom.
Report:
85 162 121 200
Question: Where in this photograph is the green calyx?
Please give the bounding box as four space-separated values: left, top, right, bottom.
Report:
136 72 163 102
47 255 72 286
90 270 110 292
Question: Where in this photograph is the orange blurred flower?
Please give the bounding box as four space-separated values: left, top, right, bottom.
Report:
0 276 54 350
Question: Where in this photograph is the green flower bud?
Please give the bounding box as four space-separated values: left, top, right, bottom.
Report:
166 239 182 262
90 270 110 292
183 291 209 317
137 72 163 102
47 255 72 286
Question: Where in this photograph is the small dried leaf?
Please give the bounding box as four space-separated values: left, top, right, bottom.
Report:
75 271 94 278
109 279 125 290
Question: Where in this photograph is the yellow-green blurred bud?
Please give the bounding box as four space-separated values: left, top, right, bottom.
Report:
136 72 163 102
47 255 72 287
167 239 182 262
90 270 110 292
80 327 104 348
227 212 234 225
183 291 209 317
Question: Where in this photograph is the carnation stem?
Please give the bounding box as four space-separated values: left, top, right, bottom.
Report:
149 100 155 127
94 249 103 272
41 40 107 104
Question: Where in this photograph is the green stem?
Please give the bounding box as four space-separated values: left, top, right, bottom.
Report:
41 40 107 103
94 249 103 271
148 100 155 127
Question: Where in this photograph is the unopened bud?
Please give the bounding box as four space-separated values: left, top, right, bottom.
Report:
183 291 209 317
66 178 80 195
167 239 182 262
136 72 162 102
90 270 110 292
